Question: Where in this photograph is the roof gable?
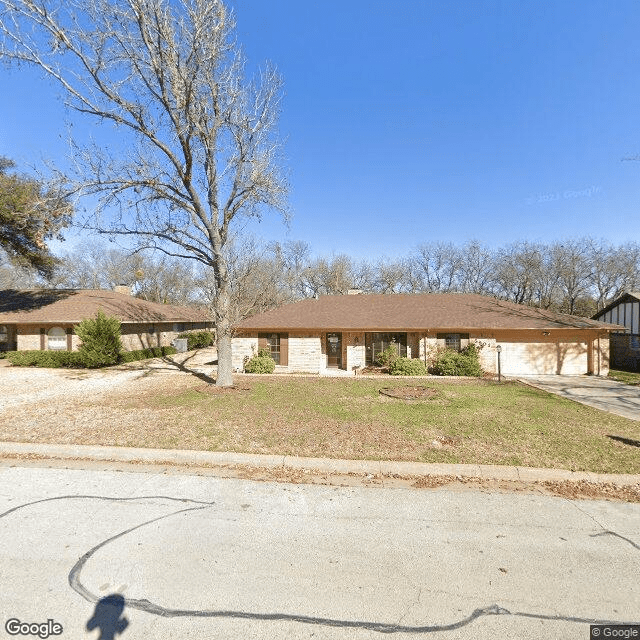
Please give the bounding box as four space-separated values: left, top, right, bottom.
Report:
592 292 640 320
0 289 210 324
236 293 621 331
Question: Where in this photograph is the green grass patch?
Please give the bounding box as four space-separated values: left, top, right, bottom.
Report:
609 369 640 386
129 376 640 474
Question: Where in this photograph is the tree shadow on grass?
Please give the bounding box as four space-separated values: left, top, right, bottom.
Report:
607 435 640 448
161 355 216 385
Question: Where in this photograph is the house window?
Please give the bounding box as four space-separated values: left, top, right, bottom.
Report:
259 333 281 364
47 327 67 351
365 333 407 365
0 326 7 343
437 333 470 352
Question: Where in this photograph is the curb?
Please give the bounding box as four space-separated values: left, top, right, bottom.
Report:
1 442 638 487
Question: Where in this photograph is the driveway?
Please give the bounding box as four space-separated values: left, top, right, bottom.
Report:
0 348 219 411
519 375 640 421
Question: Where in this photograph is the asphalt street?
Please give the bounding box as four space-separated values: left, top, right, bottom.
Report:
0 465 638 640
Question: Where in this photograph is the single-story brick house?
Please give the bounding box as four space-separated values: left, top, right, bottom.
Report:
232 293 622 376
0 288 213 352
591 292 640 371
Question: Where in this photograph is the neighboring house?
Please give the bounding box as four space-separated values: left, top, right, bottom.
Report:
233 293 622 376
0 288 213 352
592 292 640 371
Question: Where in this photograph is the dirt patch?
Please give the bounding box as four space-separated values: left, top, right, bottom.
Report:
379 386 438 401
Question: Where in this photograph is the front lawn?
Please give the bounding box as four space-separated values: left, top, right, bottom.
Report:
609 369 640 386
3 375 639 475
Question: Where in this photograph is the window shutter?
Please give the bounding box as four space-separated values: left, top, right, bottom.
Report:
258 335 267 351
40 328 46 350
66 328 73 351
280 334 288 366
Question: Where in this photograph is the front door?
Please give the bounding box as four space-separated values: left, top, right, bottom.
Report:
326 332 342 368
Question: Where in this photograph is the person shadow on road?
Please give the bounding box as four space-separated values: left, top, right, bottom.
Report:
86 594 129 639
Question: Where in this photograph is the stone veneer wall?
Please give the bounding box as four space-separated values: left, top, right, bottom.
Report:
231 336 259 371
288 334 323 372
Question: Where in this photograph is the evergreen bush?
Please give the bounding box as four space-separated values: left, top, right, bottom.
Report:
389 357 427 376
74 310 123 367
177 330 214 350
375 343 400 368
430 343 483 377
244 348 276 373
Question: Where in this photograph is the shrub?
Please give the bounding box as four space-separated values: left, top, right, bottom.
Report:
389 357 427 376
5 350 85 368
75 310 122 367
430 343 483 377
177 330 214 350
118 346 177 363
375 344 400 368
244 348 276 373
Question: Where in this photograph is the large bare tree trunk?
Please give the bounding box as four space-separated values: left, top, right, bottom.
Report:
214 287 233 387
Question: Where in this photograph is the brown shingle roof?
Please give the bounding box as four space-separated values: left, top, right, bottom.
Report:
0 289 210 324
236 293 622 331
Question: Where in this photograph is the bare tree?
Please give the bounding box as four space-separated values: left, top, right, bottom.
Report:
456 240 496 295
371 258 412 293
493 241 544 305
588 238 640 310
410 242 464 293
549 239 594 315
300 254 355 297
53 241 201 305
0 0 287 385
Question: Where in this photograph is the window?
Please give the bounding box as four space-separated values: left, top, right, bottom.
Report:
259 333 281 364
0 326 7 343
437 333 470 352
47 327 67 351
365 333 407 365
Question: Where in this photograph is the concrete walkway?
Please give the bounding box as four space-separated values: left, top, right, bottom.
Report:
519 375 640 421
1 441 638 487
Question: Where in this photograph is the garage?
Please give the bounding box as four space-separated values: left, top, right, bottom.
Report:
500 340 589 376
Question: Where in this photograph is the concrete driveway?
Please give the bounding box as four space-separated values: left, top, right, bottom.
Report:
519 375 640 421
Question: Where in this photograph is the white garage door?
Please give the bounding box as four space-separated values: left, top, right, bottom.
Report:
500 341 588 376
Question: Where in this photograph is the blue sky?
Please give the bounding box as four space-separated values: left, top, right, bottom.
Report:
2 0 640 259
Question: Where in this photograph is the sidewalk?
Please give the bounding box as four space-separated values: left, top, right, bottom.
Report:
1 441 638 487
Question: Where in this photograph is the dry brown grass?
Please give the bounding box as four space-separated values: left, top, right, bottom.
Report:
2 372 640 475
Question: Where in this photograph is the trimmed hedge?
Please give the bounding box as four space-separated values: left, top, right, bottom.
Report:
5 350 85 368
118 346 178 363
177 330 214 350
389 357 427 376
4 346 177 368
